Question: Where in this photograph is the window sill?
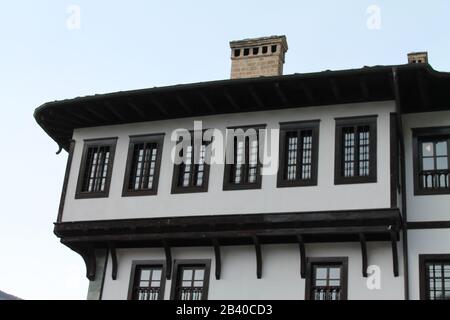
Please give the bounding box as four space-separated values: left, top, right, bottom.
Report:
171 186 208 194
334 176 377 185
414 188 450 196
223 182 262 191
277 180 317 188
75 192 110 199
122 189 158 197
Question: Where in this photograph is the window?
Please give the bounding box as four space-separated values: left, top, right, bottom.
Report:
413 127 450 195
334 116 377 184
75 138 117 199
128 261 166 300
277 120 319 187
419 254 450 300
170 260 211 300
171 133 210 194
305 257 348 300
122 134 164 197
223 125 264 190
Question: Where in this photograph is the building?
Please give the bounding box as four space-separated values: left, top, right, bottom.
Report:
34 36 450 300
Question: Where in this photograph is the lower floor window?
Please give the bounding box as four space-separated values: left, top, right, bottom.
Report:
306 257 348 300
128 261 165 300
420 254 450 300
171 260 211 300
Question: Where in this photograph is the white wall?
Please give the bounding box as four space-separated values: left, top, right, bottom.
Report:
101 243 404 300
402 110 450 222
62 101 395 222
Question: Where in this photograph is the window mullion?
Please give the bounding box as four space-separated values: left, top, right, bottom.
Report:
354 126 360 177
296 129 302 181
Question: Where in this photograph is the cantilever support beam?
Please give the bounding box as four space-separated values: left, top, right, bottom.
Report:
252 235 262 279
359 233 368 277
297 234 306 278
163 240 172 280
391 231 399 277
110 246 118 280
212 239 221 280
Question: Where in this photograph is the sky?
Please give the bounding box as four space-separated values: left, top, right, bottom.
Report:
0 0 449 300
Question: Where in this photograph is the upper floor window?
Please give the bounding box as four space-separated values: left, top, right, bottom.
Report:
128 261 166 300
75 138 117 199
170 260 211 300
305 257 348 300
122 134 164 197
171 133 210 194
277 120 319 187
334 116 377 184
420 254 450 300
413 127 450 195
223 125 265 190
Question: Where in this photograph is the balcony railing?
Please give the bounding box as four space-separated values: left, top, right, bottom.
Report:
180 287 203 300
420 170 449 189
135 287 160 300
312 287 341 300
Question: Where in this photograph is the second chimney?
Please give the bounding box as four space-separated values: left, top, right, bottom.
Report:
230 35 288 79
408 51 428 64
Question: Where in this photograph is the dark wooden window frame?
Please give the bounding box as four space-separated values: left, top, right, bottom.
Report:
223 124 266 191
122 133 165 197
127 260 166 300
75 137 117 199
334 115 377 185
412 126 450 196
170 259 211 300
419 254 450 300
277 120 320 188
305 257 348 300
171 131 212 194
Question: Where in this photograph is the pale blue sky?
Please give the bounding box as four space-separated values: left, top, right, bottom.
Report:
0 1 449 299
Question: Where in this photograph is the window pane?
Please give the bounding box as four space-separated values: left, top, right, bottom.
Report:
315 268 327 279
140 269 151 281
152 269 162 280
183 269 193 281
329 268 341 279
423 158 435 170
436 157 448 170
422 142 434 156
436 141 447 156
194 269 205 280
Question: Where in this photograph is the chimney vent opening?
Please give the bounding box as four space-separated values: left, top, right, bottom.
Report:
262 46 268 54
234 49 241 57
253 47 259 55
271 45 277 53
244 48 250 56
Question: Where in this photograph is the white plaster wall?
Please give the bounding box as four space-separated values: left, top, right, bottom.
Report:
62 101 394 222
402 111 450 222
407 229 450 300
101 242 404 300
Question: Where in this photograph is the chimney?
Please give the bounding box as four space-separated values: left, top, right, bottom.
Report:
230 35 288 79
407 52 428 64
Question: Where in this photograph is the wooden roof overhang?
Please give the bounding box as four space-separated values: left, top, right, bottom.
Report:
55 208 402 281
34 64 450 152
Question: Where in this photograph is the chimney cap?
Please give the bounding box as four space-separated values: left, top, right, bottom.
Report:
407 51 428 64
230 35 288 51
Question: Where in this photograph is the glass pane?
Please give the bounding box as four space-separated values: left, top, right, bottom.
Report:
194 269 205 280
436 142 448 156
139 280 149 287
182 269 193 280
437 157 448 170
152 269 162 280
182 281 191 287
140 270 151 280
422 142 434 156
193 281 204 287
329 280 340 286
329 268 341 279
150 281 160 288
315 268 327 279
315 280 327 286
423 158 435 170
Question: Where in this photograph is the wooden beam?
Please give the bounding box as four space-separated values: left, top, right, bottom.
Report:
248 86 264 108
199 92 216 113
300 82 314 104
47 111 83 127
391 231 399 277
359 233 368 277
417 72 431 109
223 88 240 111
176 95 193 114
163 240 172 280
329 78 342 102
150 96 168 116
83 104 110 122
212 239 221 280
110 246 118 280
252 235 262 279
127 99 147 118
297 234 306 278
274 82 289 106
105 101 126 122
359 77 370 99
65 108 96 123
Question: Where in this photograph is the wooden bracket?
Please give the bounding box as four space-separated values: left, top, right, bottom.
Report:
110 246 118 280
359 233 368 277
163 240 172 280
252 235 262 279
212 239 221 280
391 231 399 277
297 234 306 278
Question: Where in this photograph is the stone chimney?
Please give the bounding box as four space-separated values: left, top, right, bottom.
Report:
407 52 428 64
230 35 288 79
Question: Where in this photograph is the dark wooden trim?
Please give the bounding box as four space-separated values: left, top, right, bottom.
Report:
359 233 368 277
390 113 399 208
277 120 320 188
391 231 399 277
253 235 262 279
408 221 450 229
127 260 166 300
75 138 117 199
110 246 118 280
334 115 378 185
297 234 306 278
212 239 221 280
122 133 165 197
419 254 450 300
170 259 211 300
57 139 75 222
412 126 450 196
223 125 266 191
163 241 172 280
304 257 348 300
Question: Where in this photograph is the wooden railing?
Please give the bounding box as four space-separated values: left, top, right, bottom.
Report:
420 170 449 189
135 287 160 300
180 287 203 300
312 287 341 300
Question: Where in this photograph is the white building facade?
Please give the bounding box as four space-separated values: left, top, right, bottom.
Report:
35 37 450 300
